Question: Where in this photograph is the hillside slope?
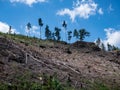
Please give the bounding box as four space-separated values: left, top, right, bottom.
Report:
0 34 120 90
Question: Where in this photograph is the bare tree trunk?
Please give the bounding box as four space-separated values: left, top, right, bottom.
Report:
25 53 28 64
40 27 41 39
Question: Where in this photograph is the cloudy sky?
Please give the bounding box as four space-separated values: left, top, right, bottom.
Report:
0 0 120 48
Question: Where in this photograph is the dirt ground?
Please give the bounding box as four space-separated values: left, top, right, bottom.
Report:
0 37 120 89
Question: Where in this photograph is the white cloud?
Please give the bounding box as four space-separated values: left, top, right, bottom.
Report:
0 21 18 34
57 0 103 22
98 8 103 15
103 28 120 48
25 25 39 36
10 0 47 6
108 4 114 13
32 25 39 31
32 25 39 34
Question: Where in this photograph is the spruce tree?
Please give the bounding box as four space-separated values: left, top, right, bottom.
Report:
62 20 67 42
68 31 72 43
79 29 90 41
27 22 32 37
73 29 79 41
45 25 51 39
54 27 61 41
38 18 43 39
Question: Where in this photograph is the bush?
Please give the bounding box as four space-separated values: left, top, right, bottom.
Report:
0 73 74 90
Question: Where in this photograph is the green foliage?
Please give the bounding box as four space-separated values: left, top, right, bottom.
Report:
95 38 106 51
27 22 32 30
101 43 105 51
62 20 67 42
38 18 43 27
107 43 113 51
54 27 61 41
79 29 90 41
62 20 67 29
73 29 79 40
45 25 52 39
42 75 64 90
0 83 8 90
107 43 119 51
73 29 90 41
68 31 72 43
38 18 43 39
0 73 75 90
27 22 32 36
51 32 55 40
8 25 12 34
92 82 109 90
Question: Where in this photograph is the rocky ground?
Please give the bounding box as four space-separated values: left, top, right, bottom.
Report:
0 36 120 90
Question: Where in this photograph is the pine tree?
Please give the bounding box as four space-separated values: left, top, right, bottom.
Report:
38 18 43 39
107 43 112 51
51 32 55 40
73 29 79 40
8 25 12 34
62 20 67 42
27 22 32 37
101 43 105 51
96 38 101 47
68 31 72 43
54 27 61 41
112 45 119 51
79 29 90 41
45 25 51 39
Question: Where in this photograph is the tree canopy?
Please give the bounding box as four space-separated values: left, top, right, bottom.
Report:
79 29 90 41
38 18 43 39
45 25 51 39
54 27 61 41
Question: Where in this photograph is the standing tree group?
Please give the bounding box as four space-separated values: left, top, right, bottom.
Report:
26 18 91 43
95 38 119 51
107 43 119 51
25 18 120 51
73 29 90 41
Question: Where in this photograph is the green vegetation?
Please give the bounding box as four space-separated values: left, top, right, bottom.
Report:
54 27 61 41
107 43 119 51
0 72 74 90
45 25 52 39
38 18 44 39
68 31 72 43
92 82 109 90
0 31 66 48
73 29 90 41
0 72 112 90
27 22 32 37
62 20 67 42
73 29 79 40
79 29 90 41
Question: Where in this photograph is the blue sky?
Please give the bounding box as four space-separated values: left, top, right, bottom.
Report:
0 0 120 48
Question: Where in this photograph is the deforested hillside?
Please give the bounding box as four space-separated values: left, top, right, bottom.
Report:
0 33 120 90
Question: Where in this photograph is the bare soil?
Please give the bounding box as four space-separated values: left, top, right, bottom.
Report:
0 37 120 89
